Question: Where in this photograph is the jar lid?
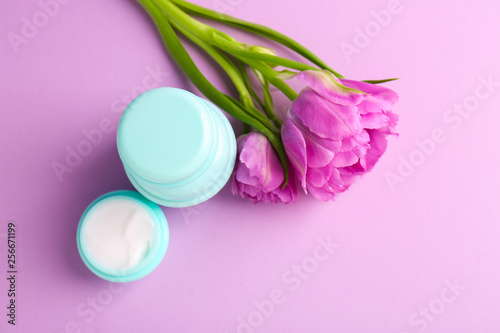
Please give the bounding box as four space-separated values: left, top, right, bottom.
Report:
117 88 214 184
77 190 169 282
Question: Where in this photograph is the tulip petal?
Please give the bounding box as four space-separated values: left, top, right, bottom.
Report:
332 151 360 168
231 173 239 195
241 184 262 201
340 130 370 152
339 169 356 189
363 129 389 172
301 130 336 168
298 70 367 106
327 168 348 192
357 99 383 114
340 79 399 111
291 88 362 140
381 111 399 134
240 132 283 191
282 117 308 190
307 183 336 201
270 179 298 204
361 112 391 129
306 164 333 187
235 159 259 187
284 173 299 203
342 160 366 175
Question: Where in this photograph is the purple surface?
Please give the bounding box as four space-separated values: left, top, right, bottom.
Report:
1 0 500 332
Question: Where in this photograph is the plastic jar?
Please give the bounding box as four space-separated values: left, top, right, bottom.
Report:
117 87 236 207
77 190 169 282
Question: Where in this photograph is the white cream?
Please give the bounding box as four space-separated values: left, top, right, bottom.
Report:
83 198 155 271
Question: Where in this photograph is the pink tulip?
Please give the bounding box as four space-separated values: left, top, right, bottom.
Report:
282 70 398 201
232 132 299 204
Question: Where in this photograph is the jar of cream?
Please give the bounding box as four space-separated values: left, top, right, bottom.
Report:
77 191 169 282
117 87 237 208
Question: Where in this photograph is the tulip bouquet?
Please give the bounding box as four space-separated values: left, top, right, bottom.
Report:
138 0 399 204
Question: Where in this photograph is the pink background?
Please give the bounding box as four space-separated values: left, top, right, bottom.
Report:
2 0 500 332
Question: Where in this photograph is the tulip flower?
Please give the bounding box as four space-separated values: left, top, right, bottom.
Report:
282 70 398 201
232 132 298 204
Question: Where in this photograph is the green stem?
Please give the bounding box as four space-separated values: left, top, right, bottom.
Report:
239 60 285 129
247 59 298 101
169 0 344 78
243 123 251 134
154 0 211 35
262 78 282 128
154 0 248 50
237 60 266 111
216 42 319 73
180 29 250 103
211 32 298 100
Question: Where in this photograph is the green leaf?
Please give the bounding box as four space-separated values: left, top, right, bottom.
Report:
363 78 399 84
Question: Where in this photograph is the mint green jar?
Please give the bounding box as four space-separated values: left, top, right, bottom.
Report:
77 191 169 283
117 88 237 208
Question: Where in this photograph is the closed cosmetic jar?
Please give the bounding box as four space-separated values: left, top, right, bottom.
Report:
117 87 237 207
77 190 169 282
